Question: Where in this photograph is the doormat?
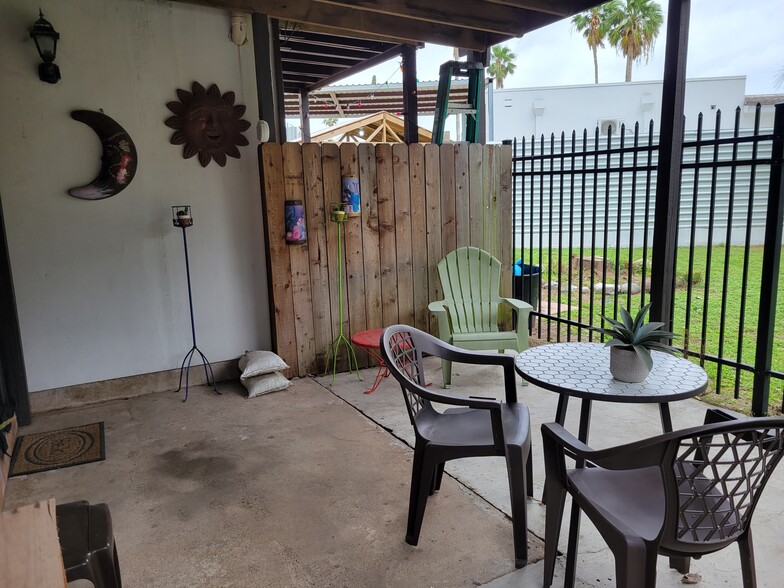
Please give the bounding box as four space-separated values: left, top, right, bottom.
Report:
10 422 105 477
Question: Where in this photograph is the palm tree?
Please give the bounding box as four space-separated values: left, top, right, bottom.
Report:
488 44 517 89
572 7 607 84
604 0 663 82
775 64 784 89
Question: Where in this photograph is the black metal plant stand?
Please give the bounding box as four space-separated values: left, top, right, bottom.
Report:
173 213 218 401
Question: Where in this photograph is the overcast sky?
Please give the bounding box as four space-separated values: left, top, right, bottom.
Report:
342 0 782 94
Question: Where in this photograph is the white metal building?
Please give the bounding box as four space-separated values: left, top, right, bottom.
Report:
489 76 776 141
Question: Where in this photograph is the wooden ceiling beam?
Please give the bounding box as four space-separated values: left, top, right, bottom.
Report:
172 0 500 50
282 61 350 75
329 92 345 117
313 0 532 36
279 28 396 52
279 42 378 62
485 0 571 16
303 43 406 92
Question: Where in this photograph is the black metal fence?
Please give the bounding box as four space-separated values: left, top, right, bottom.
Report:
513 103 784 415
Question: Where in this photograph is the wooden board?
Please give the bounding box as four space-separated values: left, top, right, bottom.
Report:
483 145 499 261
0 417 17 508
283 143 317 374
0 499 66 587
499 144 514 297
454 143 471 249
322 143 349 373
424 144 443 332
393 143 414 326
439 144 457 255
409 144 429 332
358 144 383 331
261 143 298 376
303 143 333 369
376 144 399 326
468 143 484 248
340 144 369 367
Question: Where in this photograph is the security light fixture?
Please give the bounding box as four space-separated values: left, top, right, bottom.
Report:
29 10 60 84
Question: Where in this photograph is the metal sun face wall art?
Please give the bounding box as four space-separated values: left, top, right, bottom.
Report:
165 82 251 167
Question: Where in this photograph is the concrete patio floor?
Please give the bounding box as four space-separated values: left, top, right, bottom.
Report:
4 356 784 587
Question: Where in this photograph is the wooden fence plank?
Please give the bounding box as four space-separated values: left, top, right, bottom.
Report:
359 144 383 331
483 146 499 262
340 144 368 367
260 143 297 376
468 143 484 250
454 143 471 249
440 144 457 256
499 144 514 297
393 143 414 326
303 143 332 369
283 143 317 375
322 143 348 373
377 144 399 326
409 144 429 332
425 144 443 332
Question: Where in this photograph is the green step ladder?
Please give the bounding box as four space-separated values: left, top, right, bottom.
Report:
431 61 485 145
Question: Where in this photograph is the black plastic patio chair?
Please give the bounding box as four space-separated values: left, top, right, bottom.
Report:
57 500 122 587
380 325 533 568
541 409 784 588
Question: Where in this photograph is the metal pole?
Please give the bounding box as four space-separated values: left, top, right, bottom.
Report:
488 77 494 143
751 102 784 416
252 15 286 143
649 0 690 327
182 226 197 348
299 88 311 143
402 45 419 144
175 221 218 400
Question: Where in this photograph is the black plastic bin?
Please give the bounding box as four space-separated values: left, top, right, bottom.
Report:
513 261 540 330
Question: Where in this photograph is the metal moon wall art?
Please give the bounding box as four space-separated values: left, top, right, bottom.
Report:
68 110 138 200
165 82 250 167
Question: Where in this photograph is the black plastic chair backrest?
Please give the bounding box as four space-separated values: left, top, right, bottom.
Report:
381 326 433 425
661 418 784 548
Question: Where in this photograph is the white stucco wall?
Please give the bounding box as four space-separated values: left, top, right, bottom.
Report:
0 0 271 392
490 76 761 140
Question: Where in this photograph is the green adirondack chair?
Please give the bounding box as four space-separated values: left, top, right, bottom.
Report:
428 247 533 387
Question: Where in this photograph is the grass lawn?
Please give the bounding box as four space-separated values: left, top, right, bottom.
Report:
516 245 784 415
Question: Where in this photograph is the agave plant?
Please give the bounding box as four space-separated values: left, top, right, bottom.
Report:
599 303 679 370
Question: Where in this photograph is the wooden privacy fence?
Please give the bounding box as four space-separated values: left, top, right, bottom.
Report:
260 142 513 377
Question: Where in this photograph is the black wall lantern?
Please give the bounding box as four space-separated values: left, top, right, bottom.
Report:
29 10 60 84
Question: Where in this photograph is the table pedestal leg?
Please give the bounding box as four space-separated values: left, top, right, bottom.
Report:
659 402 674 432
564 398 592 588
658 402 690 572
542 395 571 504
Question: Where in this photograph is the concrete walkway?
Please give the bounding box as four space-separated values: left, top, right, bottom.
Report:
320 356 784 588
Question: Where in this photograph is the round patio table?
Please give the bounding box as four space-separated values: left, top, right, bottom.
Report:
515 342 708 432
515 342 708 585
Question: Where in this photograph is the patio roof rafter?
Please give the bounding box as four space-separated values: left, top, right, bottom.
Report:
173 0 609 51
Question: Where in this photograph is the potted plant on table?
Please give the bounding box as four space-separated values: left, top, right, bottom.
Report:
599 303 679 383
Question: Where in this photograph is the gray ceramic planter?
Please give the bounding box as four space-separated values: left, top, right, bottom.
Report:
609 346 650 383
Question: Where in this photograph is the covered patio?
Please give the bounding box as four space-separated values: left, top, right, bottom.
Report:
3 0 782 586
5 361 784 586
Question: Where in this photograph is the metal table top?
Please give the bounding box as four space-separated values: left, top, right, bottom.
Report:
515 342 708 403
